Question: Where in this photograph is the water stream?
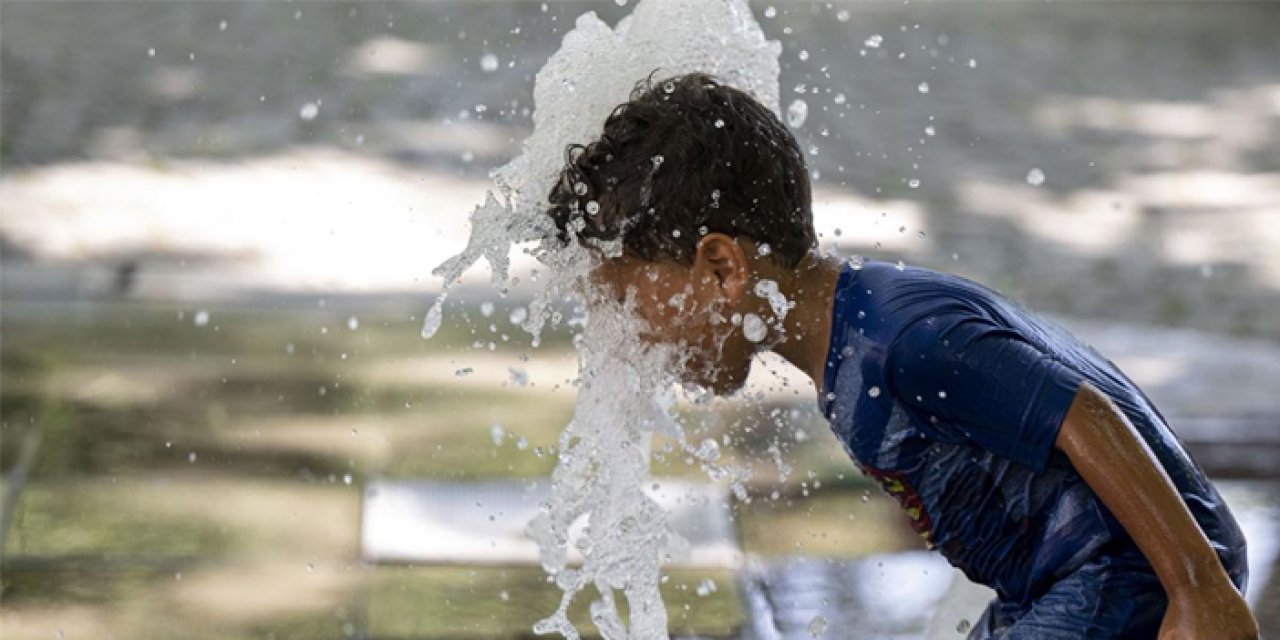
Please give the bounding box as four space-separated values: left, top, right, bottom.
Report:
427 1 782 636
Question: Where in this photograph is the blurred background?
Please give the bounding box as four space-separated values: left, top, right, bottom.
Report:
2 1 1278 638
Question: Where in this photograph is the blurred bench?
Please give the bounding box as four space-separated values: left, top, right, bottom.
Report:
359 478 741 568
357 478 1278 638
356 477 998 639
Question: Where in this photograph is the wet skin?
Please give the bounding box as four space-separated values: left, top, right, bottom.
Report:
588 233 760 395
587 232 843 397
1057 384 1258 639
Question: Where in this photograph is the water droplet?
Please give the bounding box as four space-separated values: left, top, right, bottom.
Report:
347 316 359 331
786 99 808 128
836 10 851 22
714 118 725 128
809 614 828 637
299 102 320 121
956 619 972 633
421 296 445 339
480 301 495 317
908 178 921 189
833 93 847 105
663 81 675 94
868 386 881 398
695 578 717 596
864 34 883 48
509 306 528 325
491 424 505 446
147 47 156 57
798 49 809 61
306 562 315 572
573 181 588 196
585 200 600 215
938 390 948 399
218 20 228 31
743 313 767 343
696 438 721 462
343 473 353 485
968 58 977 68
924 125 936 136
193 310 210 327
480 53 499 72
917 82 930 94
1026 168 1046 186
764 5 777 18
917 231 927 240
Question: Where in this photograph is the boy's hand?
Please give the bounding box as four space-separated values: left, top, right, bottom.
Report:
1160 583 1258 640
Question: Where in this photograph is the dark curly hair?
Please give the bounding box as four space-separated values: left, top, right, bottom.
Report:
547 72 815 268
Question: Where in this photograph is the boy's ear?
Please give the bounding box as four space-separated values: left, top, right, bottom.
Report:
694 233 749 303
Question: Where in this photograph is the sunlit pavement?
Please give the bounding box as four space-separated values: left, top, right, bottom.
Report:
5 1 1280 636
4 149 1280 340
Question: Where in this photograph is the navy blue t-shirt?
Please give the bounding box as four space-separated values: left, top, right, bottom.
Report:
820 259 1247 605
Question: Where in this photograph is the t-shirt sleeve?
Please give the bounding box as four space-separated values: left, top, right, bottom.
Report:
887 312 1085 474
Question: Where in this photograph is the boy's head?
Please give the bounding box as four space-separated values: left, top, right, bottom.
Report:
547 72 816 394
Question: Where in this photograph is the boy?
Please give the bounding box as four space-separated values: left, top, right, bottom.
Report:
545 73 1257 638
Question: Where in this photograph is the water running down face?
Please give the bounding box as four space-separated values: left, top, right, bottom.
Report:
589 232 781 396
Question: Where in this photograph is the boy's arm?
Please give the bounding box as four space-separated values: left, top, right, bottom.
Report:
1056 382 1258 640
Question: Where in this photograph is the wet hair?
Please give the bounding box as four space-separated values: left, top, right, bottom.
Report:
547 72 815 268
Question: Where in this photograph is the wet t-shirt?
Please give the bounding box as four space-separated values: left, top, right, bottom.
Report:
820 259 1247 605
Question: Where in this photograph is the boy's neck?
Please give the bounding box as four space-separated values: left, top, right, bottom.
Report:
767 252 845 395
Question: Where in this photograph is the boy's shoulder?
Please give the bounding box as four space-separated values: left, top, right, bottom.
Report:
850 259 1003 303
834 259 1006 342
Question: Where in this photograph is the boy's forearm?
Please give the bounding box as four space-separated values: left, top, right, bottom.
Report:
1054 382 1234 600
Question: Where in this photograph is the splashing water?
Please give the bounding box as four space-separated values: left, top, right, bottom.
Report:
754 278 792 321
427 0 780 637
786 98 809 128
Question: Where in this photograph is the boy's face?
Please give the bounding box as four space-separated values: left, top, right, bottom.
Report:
589 234 758 395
